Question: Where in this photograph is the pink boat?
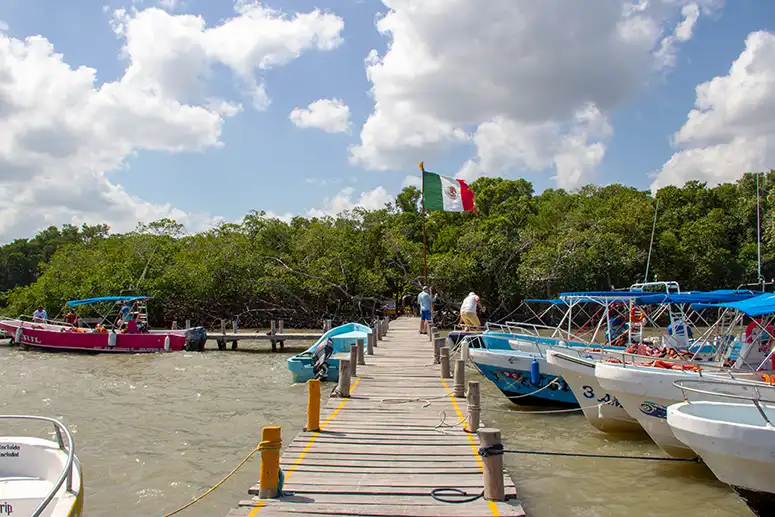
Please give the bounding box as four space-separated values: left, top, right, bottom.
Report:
0 296 207 353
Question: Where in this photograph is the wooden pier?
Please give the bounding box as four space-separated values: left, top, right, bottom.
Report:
202 319 326 351
226 317 525 517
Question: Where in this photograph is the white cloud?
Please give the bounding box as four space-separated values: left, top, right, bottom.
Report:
350 0 717 188
0 20 8 32
0 3 344 242
307 186 392 217
652 30 775 190
458 104 612 189
655 3 701 69
290 98 351 133
401 175 421 188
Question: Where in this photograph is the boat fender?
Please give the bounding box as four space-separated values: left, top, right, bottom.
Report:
108 331 117 348
530 359 540 386
164 336 171 352
15 326 23 344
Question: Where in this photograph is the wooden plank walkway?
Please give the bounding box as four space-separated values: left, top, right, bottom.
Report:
226 317 525 517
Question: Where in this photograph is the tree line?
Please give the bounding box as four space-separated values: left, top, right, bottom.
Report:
1 172 773 329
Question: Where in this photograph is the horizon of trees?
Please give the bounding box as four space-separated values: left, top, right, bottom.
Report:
1 172 773 328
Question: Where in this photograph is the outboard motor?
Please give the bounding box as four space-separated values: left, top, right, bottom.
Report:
313 338 335 380
184 327 208 352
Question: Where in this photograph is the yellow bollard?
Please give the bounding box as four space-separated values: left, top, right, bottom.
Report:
305 379 321 432
258 426 282 499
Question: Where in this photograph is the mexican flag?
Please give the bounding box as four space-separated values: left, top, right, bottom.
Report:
423 170 476 212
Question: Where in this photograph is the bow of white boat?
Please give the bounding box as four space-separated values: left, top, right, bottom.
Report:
0 416 83 517
668 379 775 516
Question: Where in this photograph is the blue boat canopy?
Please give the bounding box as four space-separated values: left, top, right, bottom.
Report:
634 289 761 306
66 295 151 307
692 293 775 317
523 299 567 305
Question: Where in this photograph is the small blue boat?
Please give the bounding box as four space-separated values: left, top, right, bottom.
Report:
287 323 372 383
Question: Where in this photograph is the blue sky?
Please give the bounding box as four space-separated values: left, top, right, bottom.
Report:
0 0 774 238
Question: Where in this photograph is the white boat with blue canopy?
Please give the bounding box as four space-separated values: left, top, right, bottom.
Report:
287 322 372 382
466 284 761 407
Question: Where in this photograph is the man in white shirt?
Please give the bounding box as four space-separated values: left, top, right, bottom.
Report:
459 292 483 329
32 306 48 322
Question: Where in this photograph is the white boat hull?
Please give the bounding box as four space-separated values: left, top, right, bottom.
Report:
0 436 83 517
546 351 642 433
668 401 775 516
595 362 765 458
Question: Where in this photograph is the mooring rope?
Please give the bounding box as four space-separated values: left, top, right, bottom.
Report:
159 445 262 517
477 443 700 462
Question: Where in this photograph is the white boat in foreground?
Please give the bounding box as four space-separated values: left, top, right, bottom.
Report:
0 415 83 517
668 379 775 517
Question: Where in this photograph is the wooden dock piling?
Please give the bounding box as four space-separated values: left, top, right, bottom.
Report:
337 359 351 397
278 320 285 350
228 317 523 517
349 344 358 377
479 428 506 501
305 379 320 432
440 346 452 379
231 318 239 349
366 331 374 355
185 319 191 329
434 336 444 364
356 338 365 365
453 359 466 397
257 426 282 499
467 381 481 433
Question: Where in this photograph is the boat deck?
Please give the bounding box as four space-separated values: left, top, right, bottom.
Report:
226 317 525 517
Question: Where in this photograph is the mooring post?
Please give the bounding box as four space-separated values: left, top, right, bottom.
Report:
357 338 365 365
434 337 444 364
258 426 282 499
218 319 226 350
375 323 382 342
367 330 375 355
453 359 466 397
231 317 239 349
185 319 191 330
305 379 320 432
478 428 505 501
349 344 358 377
171 320 178 330
466 381 481 433
440 347 452 379
278 320 285 350
429 326 436 342
270 320 277 352
337 359 351 397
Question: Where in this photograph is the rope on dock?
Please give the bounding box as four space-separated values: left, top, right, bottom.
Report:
430 487 485 504
477 443 700 462
159 445 262 517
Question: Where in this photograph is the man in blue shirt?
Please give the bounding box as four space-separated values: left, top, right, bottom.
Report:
417 286 432 334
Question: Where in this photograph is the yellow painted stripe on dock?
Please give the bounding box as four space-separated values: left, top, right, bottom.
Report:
442 378 500 517
247 377 361 517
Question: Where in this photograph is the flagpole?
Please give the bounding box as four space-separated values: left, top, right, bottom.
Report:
419 162 428 283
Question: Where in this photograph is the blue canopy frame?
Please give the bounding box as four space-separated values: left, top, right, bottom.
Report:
66 295 151 307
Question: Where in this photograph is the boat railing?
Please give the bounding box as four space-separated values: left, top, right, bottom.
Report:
15 315 75 328
673 379 775 427
0 415 76 516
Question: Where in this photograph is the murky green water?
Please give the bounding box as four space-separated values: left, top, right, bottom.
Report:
0 337 754 517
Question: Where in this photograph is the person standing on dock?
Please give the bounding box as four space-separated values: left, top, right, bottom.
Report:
459 292 483 330
418 286 432 334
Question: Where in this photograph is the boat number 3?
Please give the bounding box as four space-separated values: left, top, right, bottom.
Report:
581 385 623 408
